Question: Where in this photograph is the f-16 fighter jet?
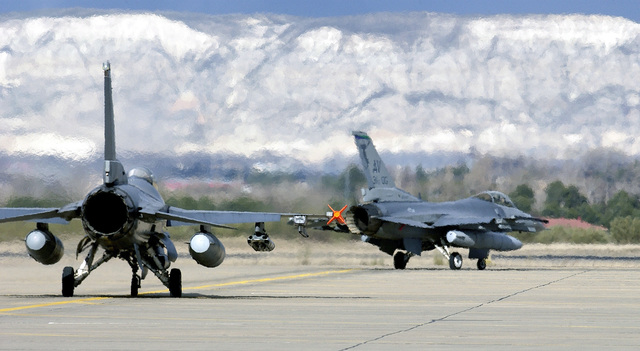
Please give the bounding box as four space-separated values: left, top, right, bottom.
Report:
0 62 295 297
292 131 547 270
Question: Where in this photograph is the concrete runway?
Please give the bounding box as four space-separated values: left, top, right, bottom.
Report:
1 252 639 350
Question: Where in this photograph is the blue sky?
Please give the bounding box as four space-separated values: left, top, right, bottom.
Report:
2 0 639 23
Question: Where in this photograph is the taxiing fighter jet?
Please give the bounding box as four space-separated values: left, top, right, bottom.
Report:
0 62 295 297
292 131 547 270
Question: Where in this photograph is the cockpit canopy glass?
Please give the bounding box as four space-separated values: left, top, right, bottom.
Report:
127 167 155 185
473 191 516 208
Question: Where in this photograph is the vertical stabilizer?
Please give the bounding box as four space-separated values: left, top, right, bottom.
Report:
352 131 420 202
352 131 395 189
102 61 126 185
103 61 116 161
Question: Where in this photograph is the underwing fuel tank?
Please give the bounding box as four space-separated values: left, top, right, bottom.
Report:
188 231 226 268
446 230 476 247
446 230 522 251
25 228 64 265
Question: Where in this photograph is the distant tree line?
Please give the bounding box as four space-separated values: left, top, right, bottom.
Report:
5 154 640 243
509 181 640 243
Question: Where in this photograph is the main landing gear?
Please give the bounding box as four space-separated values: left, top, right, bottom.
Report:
169 268 182 297
393 251 411 269
448 252 463 270
126 252 182 298
61 242 183 298
62 264 182 297
390 246 488 271
62 266 75 297
477 258 487 270
436 244 488 270
434 244 463 270
391 249 466 270
131 274 141 297
444 250 486 270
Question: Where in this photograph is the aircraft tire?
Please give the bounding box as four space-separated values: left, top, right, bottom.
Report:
393 251 408 269
131 275 140 297
169 268 182 297
449 252 462 270
477 258 487 270
62 266 75 297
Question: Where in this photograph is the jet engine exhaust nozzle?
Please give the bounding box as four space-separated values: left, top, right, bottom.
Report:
81 187 136 238
347 204 383 235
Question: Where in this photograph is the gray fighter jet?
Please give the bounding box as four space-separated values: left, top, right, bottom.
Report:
0 62 293 297
292 131 547 270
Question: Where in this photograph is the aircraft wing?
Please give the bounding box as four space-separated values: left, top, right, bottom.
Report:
432 214 499 228
510 215 549 224
0 201 82 224
378 216 434 229
161 207 286 227
432 214 548 231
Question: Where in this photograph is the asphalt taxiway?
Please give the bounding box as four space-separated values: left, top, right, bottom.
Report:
1 249 639 350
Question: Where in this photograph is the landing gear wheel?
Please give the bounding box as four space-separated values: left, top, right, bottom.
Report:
449 252 463 270
169 268 182 297
131 275 140 297
393 251 408 270
62 266 75 297
477 258 487 270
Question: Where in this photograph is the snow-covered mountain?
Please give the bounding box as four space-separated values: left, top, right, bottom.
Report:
1 10 639 168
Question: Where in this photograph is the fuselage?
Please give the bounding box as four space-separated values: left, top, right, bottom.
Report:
349 194 545 242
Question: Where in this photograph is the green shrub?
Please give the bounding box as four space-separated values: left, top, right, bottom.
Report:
610 216 640 244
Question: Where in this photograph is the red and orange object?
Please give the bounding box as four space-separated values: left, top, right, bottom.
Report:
327 204 347 225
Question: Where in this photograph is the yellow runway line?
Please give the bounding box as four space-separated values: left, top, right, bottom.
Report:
0 268 355 313
0 297 109 313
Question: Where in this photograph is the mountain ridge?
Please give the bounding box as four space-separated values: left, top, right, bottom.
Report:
1 10 639 167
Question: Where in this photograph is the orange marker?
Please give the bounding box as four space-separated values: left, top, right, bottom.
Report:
327 204 348 225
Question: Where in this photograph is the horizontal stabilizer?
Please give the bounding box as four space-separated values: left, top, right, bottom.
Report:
0 203 81 224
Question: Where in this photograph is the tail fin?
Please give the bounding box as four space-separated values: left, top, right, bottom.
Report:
352 131 420 203
352 131 395 189
102 61 126 185
103 61 116 161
